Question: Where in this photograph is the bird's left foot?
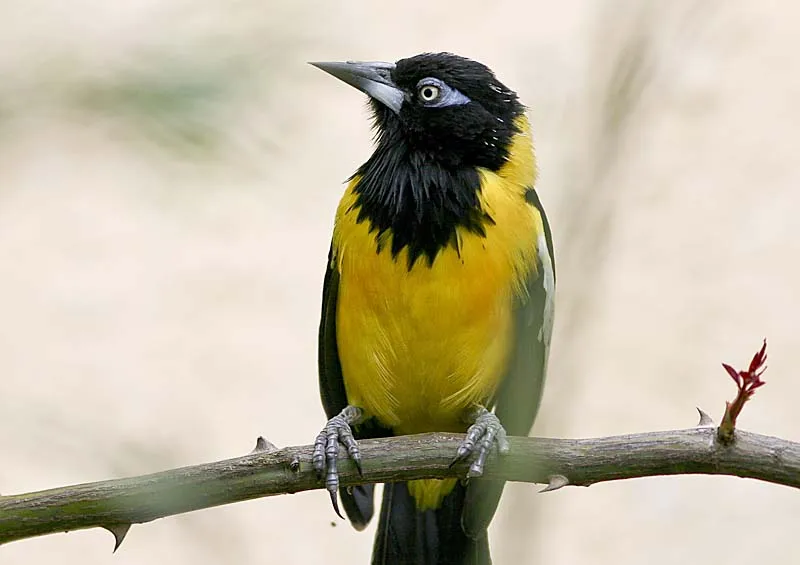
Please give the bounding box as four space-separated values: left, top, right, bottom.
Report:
451 406 510 477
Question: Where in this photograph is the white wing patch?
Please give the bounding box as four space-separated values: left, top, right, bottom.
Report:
536 232 555 350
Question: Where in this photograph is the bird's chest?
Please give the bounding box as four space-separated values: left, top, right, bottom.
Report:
333 214 528 434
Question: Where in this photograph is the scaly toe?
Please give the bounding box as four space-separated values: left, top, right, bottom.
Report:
311 406 364 517
454 407 508 477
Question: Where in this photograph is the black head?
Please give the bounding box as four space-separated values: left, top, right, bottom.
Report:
311 53 527 268
312 53 524 170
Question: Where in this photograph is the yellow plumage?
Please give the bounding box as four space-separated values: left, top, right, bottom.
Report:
331 116 542 509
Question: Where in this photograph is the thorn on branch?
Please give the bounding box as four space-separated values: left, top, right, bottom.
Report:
251 436 278 454
696 407 714 427
539 474 569 493
102 523 131 552
718 339 768 445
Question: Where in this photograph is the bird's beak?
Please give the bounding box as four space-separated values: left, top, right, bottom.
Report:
310 61 404 114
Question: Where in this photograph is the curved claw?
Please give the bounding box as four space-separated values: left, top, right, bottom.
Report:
311 406 364 518
329 489 343 519
451 407 509 477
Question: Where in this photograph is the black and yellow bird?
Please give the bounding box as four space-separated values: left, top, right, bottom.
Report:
311 53 555 565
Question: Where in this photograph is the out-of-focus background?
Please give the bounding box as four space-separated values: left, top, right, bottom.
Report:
1 0 799 563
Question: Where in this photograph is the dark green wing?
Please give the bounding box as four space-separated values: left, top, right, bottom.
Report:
318 245 390 529
463 187 556 536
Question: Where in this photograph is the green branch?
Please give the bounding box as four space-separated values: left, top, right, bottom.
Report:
1 422 799 550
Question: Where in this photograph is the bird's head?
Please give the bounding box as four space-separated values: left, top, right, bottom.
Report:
311 53 524 171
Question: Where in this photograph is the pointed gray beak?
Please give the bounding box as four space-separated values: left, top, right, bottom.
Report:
310 60 404 114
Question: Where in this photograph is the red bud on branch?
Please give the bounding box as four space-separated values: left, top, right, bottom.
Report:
718 339 767 444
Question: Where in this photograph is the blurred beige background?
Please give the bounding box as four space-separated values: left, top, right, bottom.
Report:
1 0 799 563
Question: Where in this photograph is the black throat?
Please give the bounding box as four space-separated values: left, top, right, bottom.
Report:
350 131 494 269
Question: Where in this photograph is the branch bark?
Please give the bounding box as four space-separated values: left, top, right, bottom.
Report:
1 426 798 548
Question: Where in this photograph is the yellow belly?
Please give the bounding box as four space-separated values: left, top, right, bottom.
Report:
336 235 515 434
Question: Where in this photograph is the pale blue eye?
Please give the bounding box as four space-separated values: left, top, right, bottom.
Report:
416 78 471 108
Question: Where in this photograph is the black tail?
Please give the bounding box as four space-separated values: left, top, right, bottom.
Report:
372 482 490 565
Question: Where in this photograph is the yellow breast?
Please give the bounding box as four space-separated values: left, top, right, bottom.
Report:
333 117 540 435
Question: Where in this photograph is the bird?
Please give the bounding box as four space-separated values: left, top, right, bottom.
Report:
310 52 555 565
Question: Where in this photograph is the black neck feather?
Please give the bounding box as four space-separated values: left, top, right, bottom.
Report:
350 132 494 269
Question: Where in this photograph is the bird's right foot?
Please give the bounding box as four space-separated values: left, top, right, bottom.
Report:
312 405 364 518
451 405 510 478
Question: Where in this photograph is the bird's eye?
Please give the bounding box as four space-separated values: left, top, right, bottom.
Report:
415 78 471 108
418 84 440 102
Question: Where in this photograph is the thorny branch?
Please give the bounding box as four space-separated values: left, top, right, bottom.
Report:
1 422 799 550
0 342 791 551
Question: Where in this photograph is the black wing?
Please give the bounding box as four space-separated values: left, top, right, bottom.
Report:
462 187 556 536
318 245 391 529
318 246 348 420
